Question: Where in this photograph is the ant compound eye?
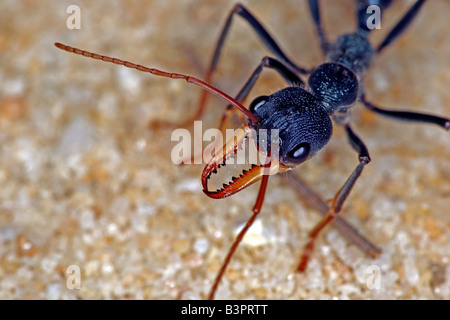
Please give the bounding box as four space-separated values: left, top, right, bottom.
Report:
249 95 269 114
285 142 310 165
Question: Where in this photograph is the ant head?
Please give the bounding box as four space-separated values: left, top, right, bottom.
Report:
249 87 333 167
202 87 333 198
308 63 358 113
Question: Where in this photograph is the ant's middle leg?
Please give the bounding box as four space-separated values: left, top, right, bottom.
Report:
307 0 329 55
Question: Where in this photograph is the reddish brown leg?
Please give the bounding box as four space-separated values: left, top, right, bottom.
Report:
298 124 371 271
208 167 271 300
285 171 381 259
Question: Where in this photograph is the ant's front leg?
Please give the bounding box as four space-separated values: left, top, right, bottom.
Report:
152 3 309 131
285 171 381 259
298 124 371 271
376 0 428 54
208 158 272 300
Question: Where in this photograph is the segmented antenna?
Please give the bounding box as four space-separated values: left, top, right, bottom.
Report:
54 42 259 122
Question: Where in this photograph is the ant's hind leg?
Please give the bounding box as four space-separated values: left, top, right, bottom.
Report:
152 3 309 131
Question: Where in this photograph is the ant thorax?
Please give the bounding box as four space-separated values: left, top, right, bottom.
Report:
307 33 374 122
308 62 359 115
327 33 374 76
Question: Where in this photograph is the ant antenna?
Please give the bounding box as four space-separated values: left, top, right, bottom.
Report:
54 42 259 123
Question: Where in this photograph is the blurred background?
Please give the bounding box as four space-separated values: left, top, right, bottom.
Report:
0 0 449 299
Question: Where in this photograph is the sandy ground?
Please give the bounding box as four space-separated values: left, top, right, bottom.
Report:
0 0 449 299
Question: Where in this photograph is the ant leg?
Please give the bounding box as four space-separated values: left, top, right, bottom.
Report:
361 95 450 130
298 124 371 271
234 56 305 101
184 56 304 164
208 164 271 300
285 171 381 259
307 0 329 54
208 3 309 78
376 0 427 54
176 3 309 129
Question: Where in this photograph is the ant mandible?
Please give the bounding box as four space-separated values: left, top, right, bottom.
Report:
55 0 449 299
